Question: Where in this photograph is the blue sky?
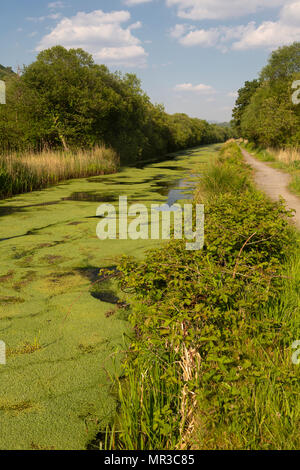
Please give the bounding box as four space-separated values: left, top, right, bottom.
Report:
1 0 300 121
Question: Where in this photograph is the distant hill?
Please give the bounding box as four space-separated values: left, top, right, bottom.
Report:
0 64 15 80
209 121 232 128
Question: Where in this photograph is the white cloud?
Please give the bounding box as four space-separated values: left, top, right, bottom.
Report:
26 16 46 22
166 0 287 21
180 28 220 47
177 23 256 49
169 24 190 38
48 13 62 20
94 45 147 63
124 0 152 5
172 1 300 51
36 9 148 67
48 1 65 9
233 2 300 49
227 91 238 98
128 21 142 30
26 13 62 22
174 83 216 94
281 1 300 25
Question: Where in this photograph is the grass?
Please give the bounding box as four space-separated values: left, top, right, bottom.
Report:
242 141 300 196
103 354 183 450
0 146 119 199
196 142 252 200
268 147 300 166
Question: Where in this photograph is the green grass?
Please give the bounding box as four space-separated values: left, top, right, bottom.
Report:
0 144 215 449
103 353 183 450
196 142 252 199
241 143 276 163
289 175 300 196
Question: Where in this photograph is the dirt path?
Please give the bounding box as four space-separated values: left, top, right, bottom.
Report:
241 147 300 229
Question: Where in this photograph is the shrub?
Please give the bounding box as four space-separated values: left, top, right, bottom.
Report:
103 141 298 450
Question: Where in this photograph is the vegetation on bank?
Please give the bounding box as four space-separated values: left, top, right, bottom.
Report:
242 141 300 197
0 46 234 165
103 141 300 450
0 146 118 199
232 42 300 148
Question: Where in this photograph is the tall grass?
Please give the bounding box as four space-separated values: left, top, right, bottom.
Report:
104 355 181 450
196 142 252 199
102 343 200 451
0 146 119 199
268 147 300 166
242 141 300 195
242 141 300 167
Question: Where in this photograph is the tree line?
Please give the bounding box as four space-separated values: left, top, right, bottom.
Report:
232 42 300 148
0 46 233 163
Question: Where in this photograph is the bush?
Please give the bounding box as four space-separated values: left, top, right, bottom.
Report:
103 141 298 450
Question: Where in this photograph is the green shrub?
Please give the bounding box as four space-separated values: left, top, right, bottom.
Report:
103 141 299 450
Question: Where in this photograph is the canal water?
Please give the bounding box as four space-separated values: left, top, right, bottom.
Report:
0 144 217 450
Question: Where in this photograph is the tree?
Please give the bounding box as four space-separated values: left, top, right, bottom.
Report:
260 42 300 83
0 46 229 159
0 64 15 80
232 79 260 134
235 42 300 148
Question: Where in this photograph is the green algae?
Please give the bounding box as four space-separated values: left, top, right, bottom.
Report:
0 145 218 450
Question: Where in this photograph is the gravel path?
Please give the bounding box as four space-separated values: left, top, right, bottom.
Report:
241 147 300 229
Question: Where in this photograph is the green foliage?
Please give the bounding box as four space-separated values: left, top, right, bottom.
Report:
0 47 233 162
233 42 300 148
104 141 299 450
232 80 260 134
260 42 300 83
0 64 15 80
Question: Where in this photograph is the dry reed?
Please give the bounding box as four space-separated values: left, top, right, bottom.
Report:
0 146 119 198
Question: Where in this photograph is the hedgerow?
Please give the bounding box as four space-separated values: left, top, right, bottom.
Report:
103 141 300 450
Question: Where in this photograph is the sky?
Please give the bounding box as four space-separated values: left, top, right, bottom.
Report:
1 0 300 122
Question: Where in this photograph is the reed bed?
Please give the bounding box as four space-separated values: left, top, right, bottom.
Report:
0 146 119 199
